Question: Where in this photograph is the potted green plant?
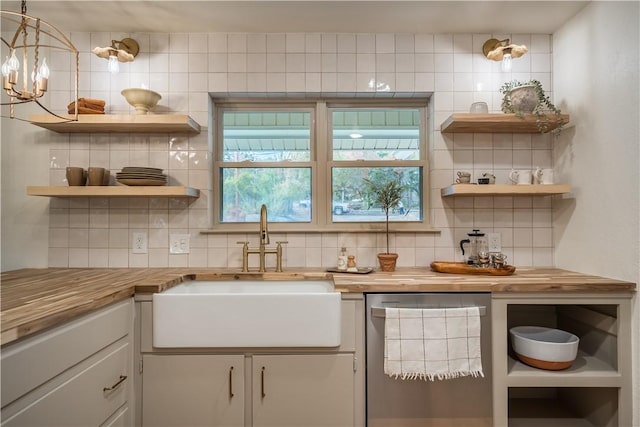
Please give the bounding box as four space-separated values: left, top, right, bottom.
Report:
499 79 564 133
363 175 404 272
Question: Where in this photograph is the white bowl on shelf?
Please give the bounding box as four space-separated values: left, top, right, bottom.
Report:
509 326 579 370
121 88 161 114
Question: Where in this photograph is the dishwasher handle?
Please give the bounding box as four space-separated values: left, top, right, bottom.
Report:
371 305 486 318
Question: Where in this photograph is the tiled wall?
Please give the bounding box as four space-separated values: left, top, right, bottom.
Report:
45 32 555 269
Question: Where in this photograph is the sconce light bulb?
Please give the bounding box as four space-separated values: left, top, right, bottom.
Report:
108 54 119 74
501 52 513 72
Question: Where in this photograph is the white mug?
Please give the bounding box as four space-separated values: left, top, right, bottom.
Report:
534 168 554 185
456 171 471 184
469 102 489 114
509 169 533 185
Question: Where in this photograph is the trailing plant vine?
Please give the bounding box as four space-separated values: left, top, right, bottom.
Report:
500 79 564 133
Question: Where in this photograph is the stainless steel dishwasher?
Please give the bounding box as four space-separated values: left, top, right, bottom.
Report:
366 293 492 427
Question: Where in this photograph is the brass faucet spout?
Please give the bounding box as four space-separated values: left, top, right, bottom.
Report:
238 204 286 272
260 204 270 246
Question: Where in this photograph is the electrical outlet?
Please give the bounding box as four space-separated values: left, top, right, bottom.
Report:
170 233 190 254
132 232 147 254
488 232 501 253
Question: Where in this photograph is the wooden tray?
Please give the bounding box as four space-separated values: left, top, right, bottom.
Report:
326 267 374 274
430 261 516 276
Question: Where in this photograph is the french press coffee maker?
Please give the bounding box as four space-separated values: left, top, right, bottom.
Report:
460 229 487 265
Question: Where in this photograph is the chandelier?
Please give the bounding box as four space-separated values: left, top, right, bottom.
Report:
1 0 79 121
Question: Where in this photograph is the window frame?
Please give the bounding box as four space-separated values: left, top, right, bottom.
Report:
209 97 433 233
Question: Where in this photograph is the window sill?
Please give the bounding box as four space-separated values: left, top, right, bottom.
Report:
200 226 442 234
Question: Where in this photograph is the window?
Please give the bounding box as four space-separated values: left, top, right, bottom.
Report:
211 98 430 232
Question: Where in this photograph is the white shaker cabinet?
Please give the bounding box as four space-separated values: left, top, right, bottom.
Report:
136 295 364 427
252 354 355 427
0 299 134 427
140 353 354 427
492 292 633 427
141 354 244 427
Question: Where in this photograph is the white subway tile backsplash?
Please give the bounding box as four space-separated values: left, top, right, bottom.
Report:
68 248 89 268
531 53 551 72
336 54 356 72
530 34 551 53
434 53 454 73
414 34 434 53
375 34 395 53
434 73 454 92
47 29 555 268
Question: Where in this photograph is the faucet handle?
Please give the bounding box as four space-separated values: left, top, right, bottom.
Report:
275 241 288 246
236 241 249 245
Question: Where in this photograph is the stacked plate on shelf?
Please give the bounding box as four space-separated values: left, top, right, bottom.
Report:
116 167 167 186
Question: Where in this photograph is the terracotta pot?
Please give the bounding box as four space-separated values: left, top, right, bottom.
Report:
377 253 398 272
510 85 538 114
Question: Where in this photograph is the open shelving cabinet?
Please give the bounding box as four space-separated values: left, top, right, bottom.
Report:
440 113 570 134
492 293 633 427
28 114 201 134
441 184 571 197
27 186 200 198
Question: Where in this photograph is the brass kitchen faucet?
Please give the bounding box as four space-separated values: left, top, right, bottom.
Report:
237 204 287 272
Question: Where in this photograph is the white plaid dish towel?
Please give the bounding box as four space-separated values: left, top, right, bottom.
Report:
384 307 483 381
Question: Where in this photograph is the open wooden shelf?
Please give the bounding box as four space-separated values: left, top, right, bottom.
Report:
507 353 620 387
27 186 200 198
440 113 570 134
441 184 571 197
28 114 201 134
509 398 596 427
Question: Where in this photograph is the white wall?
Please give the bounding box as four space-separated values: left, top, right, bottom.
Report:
1 31 558 271
1 110 51 270
553 1 639 424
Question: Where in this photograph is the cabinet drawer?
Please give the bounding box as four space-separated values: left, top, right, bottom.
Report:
2 341 130 427
1 299 132 407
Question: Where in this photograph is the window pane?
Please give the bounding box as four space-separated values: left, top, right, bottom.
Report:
222 111 311 162
331 167 422 222
221 168 311 223
332 109 420 161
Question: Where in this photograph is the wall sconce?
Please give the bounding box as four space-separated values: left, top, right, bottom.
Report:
1 0 79 121
482 38 528 72
92 38 139 74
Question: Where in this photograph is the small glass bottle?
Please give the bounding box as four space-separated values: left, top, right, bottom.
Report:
347 255 356 268
337 247 348 270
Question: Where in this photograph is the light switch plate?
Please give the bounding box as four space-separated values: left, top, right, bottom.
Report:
170 233 190 254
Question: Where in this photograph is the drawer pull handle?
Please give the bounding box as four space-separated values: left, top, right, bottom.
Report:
261 366 266 398
229 366 234 398
103 375 127 392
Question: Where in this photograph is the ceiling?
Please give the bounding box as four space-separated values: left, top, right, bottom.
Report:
3 1 589 34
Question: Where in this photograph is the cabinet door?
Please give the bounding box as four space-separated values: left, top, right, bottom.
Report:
252 354 355 427
142 354 244 427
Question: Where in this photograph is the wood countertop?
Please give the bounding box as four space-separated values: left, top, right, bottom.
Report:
1 267 635 346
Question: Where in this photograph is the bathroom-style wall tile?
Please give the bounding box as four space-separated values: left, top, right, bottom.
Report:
47 29 554 268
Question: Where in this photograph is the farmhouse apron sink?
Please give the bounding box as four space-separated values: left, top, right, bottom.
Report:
152 279 341 348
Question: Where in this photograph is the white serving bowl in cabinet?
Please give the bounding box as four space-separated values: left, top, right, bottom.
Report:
509 326 579 370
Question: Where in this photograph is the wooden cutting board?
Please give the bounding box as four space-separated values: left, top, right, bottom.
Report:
431 261 516 276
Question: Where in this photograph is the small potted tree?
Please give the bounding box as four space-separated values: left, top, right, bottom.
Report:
499 79 564 133
363 175 404 272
